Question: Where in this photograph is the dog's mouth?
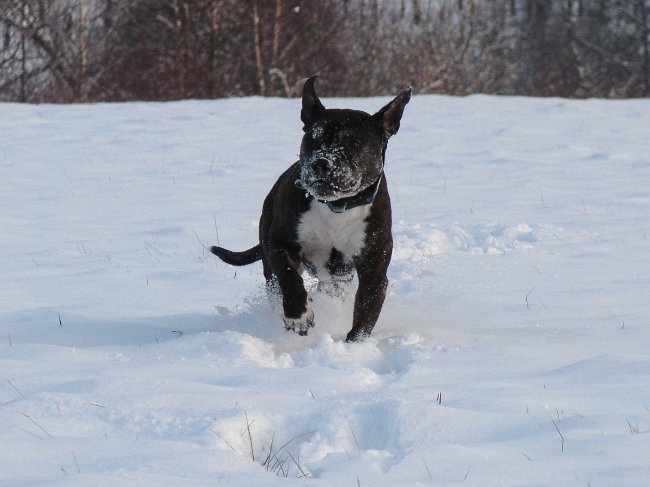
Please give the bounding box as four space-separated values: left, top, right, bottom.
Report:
298 177 363 201
298 155 376 201
311 180 351 198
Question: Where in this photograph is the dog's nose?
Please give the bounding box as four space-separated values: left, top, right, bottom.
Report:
311 158 331 175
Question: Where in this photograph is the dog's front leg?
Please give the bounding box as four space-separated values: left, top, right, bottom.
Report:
346 206 393 342
347 262 389 342
269 247 314 335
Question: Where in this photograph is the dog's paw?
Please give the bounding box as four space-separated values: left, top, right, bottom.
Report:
283 301 315 336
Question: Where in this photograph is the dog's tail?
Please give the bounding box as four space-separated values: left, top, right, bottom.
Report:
210 244 262 266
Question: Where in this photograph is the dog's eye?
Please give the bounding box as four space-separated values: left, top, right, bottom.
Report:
348 139 362 150
307 125 324 142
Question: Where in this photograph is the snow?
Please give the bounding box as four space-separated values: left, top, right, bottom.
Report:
1 93 650 486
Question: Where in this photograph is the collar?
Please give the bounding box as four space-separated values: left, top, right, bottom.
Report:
317 173 382 213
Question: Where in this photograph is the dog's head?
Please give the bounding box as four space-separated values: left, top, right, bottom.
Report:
297 76 411 202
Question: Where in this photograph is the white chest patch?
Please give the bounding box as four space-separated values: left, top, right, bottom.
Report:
297 199 369 277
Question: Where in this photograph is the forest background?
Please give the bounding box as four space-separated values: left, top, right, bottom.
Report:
2 0 650 102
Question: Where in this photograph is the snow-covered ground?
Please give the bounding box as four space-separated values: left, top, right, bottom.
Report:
1 93 649 486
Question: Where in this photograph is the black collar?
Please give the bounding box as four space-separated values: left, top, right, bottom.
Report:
317 173 382 213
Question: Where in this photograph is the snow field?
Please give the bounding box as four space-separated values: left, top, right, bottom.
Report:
1 94 650 485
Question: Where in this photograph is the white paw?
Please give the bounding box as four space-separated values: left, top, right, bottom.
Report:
283 300 314 336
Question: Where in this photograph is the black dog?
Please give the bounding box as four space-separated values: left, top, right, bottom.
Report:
211 76 411 342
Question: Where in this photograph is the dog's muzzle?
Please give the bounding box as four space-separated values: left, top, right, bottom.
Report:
298 157 356 200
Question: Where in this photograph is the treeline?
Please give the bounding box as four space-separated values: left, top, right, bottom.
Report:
1 0 649 103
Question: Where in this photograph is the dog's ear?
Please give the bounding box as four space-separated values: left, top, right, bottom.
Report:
374 86 412 137
301 75 326 126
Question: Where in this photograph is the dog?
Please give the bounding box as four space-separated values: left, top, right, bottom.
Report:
211 76 411 342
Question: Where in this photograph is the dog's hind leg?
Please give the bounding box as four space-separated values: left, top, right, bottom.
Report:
317 248 355 299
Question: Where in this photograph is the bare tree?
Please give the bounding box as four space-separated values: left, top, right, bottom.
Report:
2 0 649 102
1 0 126 102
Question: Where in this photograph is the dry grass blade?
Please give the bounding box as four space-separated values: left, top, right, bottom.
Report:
244 412 255 461
626 420 639 434
349 424 361 454
422 455 432 478
264 431 316 477
287 451 310 478
72 451 81 473
6 379 22 397
219 413 315 478
19 412 51 437
20 428 44 440
272 430 316 455
209 429 237 452
549 413 565 452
